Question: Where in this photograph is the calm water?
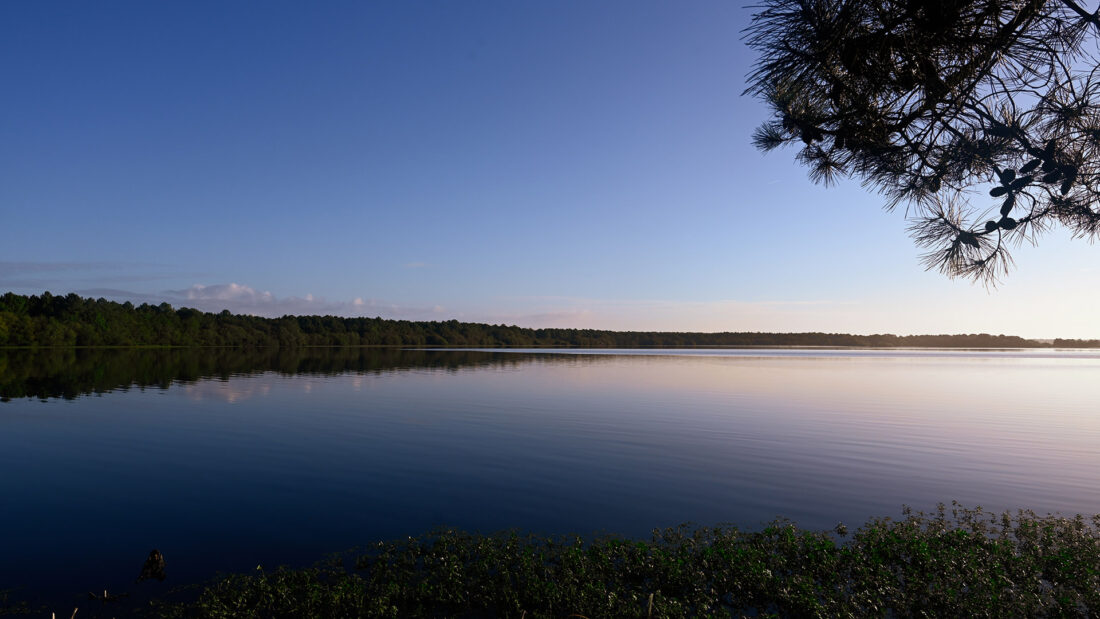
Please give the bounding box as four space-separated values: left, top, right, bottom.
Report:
2 347 1099 602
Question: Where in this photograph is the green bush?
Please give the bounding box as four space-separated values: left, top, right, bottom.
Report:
152 503 1100 618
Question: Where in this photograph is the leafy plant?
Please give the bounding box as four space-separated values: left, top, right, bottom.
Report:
151 502 1100 617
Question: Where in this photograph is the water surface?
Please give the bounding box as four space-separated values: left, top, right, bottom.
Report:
2 347 1098 602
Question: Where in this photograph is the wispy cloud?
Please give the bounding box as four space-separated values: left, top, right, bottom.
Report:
0 260 171 275
502 295 847 309
1 261 198 289
166 283 345 317
72 283 449 321
455 296 857 332
0 261 109 276
174 283 276 305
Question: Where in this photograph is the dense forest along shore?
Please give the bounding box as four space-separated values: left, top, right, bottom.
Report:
3 291 1096 349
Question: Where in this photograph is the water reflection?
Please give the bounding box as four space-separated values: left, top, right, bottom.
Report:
7 346 1096 402
2 347 1099 608
0 348 554 401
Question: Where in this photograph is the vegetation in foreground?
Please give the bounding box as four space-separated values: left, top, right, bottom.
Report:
37 503 1093 618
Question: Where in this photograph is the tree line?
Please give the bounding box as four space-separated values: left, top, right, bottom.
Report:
1 291 1096 348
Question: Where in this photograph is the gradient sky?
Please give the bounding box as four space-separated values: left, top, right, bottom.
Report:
3 1 1098 338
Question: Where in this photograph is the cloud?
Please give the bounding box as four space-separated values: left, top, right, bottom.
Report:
72 283 451 320
0 261 197 290
175 283 275 305
455 296 855 332
0 261 110 276
159 283 335 316
0 260 175 275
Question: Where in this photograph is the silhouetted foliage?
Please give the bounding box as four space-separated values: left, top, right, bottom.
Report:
142 504 1100 617
0 292 1062 352
746 0 1100 282
10 503 1100 616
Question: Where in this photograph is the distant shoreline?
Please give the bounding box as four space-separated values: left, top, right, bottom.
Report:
4 291 1099 349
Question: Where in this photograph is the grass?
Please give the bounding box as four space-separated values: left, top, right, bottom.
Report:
14 503 1100 618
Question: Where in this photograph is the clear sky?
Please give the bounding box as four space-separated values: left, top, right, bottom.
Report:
2 1 1098 338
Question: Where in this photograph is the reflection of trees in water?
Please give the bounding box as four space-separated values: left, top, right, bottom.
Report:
0 348 580 401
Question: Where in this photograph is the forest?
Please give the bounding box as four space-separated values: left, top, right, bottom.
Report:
1 291 1095 349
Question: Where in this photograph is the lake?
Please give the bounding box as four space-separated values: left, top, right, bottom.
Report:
2 347 1099 604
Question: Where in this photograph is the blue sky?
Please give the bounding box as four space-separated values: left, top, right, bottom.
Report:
2 1 1098 338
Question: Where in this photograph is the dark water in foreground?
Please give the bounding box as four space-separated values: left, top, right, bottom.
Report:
2 347 1099 602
